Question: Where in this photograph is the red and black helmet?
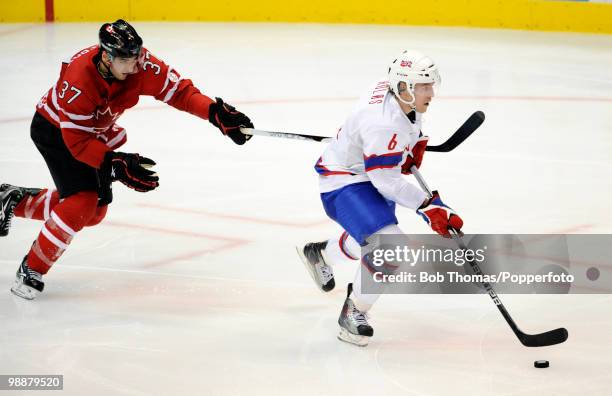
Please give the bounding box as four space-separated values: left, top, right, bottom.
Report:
99 19 142 59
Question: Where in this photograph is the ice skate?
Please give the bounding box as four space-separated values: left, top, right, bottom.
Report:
0 184 29 237
296 241 335 292
337 283 373 346
11 256 45 300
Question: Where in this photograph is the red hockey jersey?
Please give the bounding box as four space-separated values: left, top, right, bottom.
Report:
36 45 214 169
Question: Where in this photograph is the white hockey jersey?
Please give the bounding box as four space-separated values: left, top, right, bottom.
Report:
315 80 428 209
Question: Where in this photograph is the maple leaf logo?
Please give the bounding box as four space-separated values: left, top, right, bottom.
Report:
95 107 120 121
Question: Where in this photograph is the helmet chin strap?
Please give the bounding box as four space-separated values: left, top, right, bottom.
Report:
396 94 415 107
393 83 416 109
393 94 417 122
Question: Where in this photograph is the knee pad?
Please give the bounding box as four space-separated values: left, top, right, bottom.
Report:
86 205 108 227
53 191 99 233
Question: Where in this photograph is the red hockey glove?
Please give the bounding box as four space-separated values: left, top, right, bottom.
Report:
401 135 428 175
208 97 254 145
417 191 463 238
101 152 159 193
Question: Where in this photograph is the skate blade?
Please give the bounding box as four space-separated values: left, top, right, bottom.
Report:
10 281 39 300
337 327 370 347
295 246 326 293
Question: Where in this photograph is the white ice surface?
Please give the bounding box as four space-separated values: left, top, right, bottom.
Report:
1 22 611 395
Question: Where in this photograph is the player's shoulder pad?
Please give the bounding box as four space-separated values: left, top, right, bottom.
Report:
62 45 99 79
56 47 100 108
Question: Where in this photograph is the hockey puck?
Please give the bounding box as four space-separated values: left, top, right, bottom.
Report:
534 360 549 368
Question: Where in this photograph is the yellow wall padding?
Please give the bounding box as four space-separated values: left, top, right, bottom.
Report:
2 0 612 34
0 0 45 23
54 0 131 22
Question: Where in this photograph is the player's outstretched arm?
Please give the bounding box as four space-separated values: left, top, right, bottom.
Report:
141 50 254 145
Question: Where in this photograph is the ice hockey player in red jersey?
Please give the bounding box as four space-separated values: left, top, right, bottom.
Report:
0 20 254 300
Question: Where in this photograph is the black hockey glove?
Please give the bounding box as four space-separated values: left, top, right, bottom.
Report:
100 151 159 193
208 97 254 145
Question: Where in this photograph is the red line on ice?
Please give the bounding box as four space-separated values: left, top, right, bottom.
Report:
140 203 329 228
141 240 246 268
103 220 248 267
104 220 246 243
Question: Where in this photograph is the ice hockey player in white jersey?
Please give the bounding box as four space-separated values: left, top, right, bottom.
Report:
297 50 464 346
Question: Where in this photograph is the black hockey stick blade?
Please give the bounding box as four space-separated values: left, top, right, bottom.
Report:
426 111 485 152
518 327 568 347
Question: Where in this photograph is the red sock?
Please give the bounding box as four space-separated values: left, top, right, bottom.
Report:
26 191 98 274
14 188 60 221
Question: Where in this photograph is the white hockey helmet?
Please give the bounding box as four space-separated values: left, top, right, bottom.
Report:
388 50 441 107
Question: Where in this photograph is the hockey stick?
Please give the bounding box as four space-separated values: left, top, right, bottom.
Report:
240 111 485 152
425 111 484 152
241 128 332 143
411 165 569 347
